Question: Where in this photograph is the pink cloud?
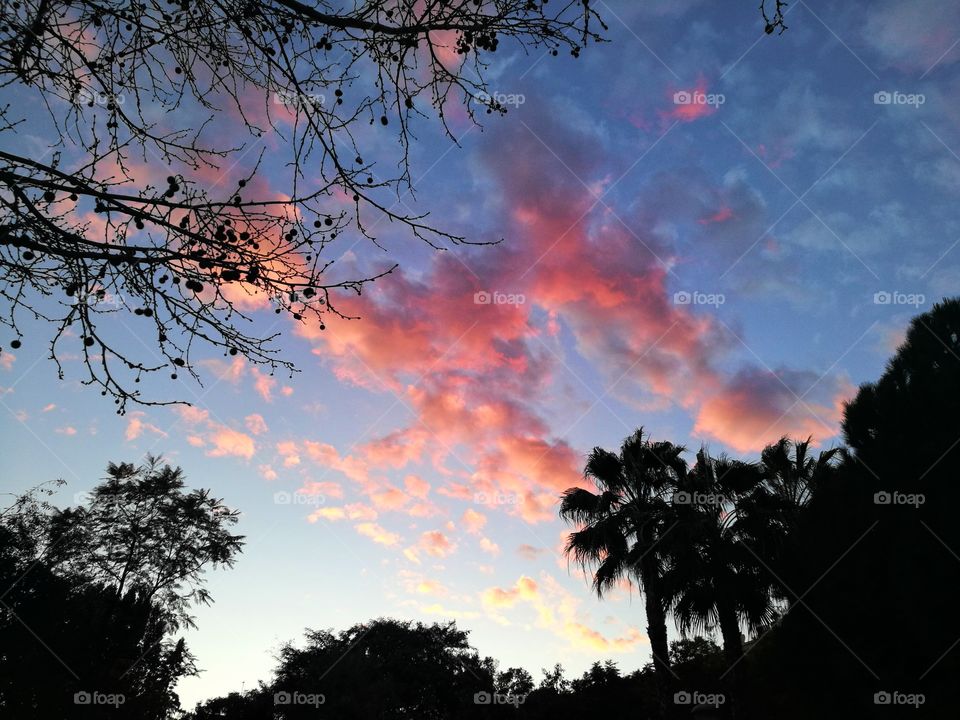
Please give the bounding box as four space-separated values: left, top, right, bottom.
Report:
207 427 256 459
462 508 487 534
698 206 733 225
245 413 269 435
124 412 168 441
662 78 720 123
176 405 256 459
276 108 848 530
693 368 852 452
517 544 546 560
419 530 456 558
479 537 500 556
252 368 277 402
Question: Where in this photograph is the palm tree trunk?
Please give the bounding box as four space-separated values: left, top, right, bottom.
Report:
641 563 672 720
717 600 744 717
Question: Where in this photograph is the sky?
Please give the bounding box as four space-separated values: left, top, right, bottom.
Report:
2 0 960 708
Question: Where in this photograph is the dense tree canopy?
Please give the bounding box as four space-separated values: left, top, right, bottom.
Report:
0 459 242 718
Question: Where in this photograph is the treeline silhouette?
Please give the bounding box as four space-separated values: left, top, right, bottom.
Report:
1 299 958 719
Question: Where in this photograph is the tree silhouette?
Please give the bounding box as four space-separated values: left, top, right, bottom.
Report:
745 298 960 717
52 455 244 628
664 449 775 715
559 429 687 719
0 460 242 718
736 437 839 603
186 618 498 719
0 0 606 408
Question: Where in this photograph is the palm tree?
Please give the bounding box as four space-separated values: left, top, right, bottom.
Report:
559 429 687 719
663 449 776 712
737 437 840 603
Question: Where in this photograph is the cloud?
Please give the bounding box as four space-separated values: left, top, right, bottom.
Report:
125 411 168 441
482 573 646 653
482 576 540 608
861 0 960 72
693 367 852 452
462 508 487 534
251 368 277 402
245 413 269 435
479 537 500 556
355 522 401 546
517 544 546 560
308 502 377 523
418 530 456 558
207 427 256 459
176 406 256 459
281 92 850 530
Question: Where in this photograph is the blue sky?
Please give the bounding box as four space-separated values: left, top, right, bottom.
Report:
2 0 959 707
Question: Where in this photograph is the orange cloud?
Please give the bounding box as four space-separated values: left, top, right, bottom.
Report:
207 427 256 459
355 522 401 547
693 368 850 452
